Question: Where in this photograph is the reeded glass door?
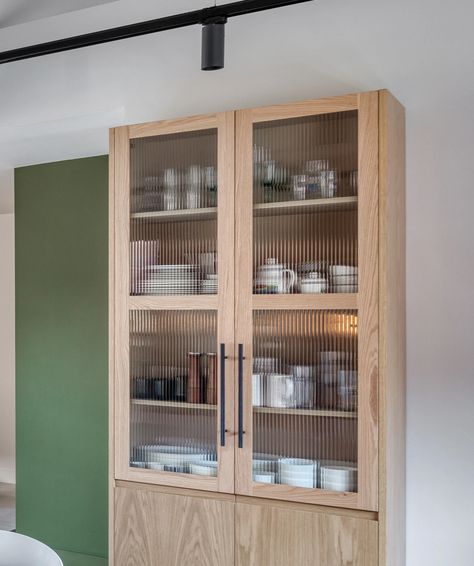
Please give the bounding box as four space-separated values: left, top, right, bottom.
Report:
114 113 235 493
235 94 379 510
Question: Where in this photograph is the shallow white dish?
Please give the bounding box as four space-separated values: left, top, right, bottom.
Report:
331 274 358 285
147 462 165 471
190 461 218 476
328 265 358 276
253 472 276 484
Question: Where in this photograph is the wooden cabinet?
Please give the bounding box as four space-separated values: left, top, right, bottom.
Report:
235 500 377 566
109 90 405 566
115 483 234 566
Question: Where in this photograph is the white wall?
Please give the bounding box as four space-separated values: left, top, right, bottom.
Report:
0 211 15 484
406 101 474 565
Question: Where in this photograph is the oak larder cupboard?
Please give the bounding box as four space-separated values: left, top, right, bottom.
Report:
109 91 405 566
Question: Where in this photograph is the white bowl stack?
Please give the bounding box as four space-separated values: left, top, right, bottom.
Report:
253 471 276 484
320 463 358 492
329 265 358 293
279 458 317 489
189 460 218 477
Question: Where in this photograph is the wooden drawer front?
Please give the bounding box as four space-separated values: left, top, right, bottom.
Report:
115 486 234 566
236 502 378 566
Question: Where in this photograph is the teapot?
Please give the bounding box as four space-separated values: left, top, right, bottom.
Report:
254 258 296 294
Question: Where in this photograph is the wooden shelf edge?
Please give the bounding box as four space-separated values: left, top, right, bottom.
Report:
254 407 357 418
252 294 357 310
254 196 358 216
129 295 218 310
131 399 217 410
131 206 217 222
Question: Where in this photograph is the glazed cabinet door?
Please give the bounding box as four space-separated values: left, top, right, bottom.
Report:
113 112 235 493
234 94 379 510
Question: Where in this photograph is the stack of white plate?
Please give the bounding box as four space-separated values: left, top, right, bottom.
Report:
139 265 199 295
142 445 210 473
320 463 358 492
201 274 218 294
329 265 358 293
189 460 218 477
279 458 317 489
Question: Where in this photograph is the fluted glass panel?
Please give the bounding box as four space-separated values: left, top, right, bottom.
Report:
252 310 358 492
130 130 218 296
130 310 218 477
253 112 358 294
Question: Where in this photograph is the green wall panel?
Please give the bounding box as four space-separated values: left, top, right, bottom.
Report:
15 156 108 561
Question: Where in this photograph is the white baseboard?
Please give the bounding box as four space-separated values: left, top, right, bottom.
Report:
0 467 15 484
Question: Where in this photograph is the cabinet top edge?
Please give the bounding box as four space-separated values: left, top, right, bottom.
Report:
109 90 403 137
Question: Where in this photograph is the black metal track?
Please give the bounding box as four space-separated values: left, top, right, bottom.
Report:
0 0 313 65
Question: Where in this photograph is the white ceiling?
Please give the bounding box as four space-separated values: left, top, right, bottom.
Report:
0 0 117 28
0 0 473 183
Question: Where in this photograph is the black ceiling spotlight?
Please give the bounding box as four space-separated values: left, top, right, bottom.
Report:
0 0 314 68
201 17 227 71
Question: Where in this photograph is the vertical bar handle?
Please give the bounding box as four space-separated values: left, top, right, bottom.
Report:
238 343 245 448
220 343 227 447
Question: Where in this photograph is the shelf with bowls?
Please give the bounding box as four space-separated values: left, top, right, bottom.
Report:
131 206 217 223
253 196 357 217
131 399 217 411
253 406 357 418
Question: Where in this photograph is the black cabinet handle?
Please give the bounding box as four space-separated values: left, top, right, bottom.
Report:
238 343 245 448
220 343 227 447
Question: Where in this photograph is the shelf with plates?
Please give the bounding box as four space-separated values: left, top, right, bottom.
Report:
253 196 357 217
131 206 217 223
131 399 217 411
253 406 357 418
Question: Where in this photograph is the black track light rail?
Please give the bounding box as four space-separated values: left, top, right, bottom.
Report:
0 0 313 65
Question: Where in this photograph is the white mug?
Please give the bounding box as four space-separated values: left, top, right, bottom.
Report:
266 373 294 408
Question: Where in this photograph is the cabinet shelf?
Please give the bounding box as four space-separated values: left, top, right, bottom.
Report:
131 206 217 223
254 407 357 418
253 196 357 217
131 399 217 410
252 293 357 310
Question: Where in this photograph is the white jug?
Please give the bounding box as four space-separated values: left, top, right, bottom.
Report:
254 258 296 294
